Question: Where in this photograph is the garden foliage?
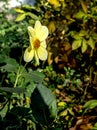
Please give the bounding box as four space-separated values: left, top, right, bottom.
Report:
1 0 97 129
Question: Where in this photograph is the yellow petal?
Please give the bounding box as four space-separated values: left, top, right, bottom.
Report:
34 20 41 32
34 21 49 41
37 46 48 60
28 26 35 38
40 41 47 48
35 51 39 65
29 36 34 48
36 26 49 41
24 47 34 62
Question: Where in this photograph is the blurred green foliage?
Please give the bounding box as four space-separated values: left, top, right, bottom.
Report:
1 0 97 129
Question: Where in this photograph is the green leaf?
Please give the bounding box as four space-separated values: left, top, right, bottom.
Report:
72 34 81 40
30 84 57 125
0 87 26 94
0 102 8 118
0 55 6 63
1 64 17 72
15 13 27 22
91 32 97 40
73 11 86 19
25 83 36 98
4 106 31 129
27 12 39 20
83 99 97 114
0 58 19 72
23 71 45 83
72 39 82 50
14 8 25 13
92 122 97 130
79 30 88 37
70 31 81 39
88 37 95 49
81 38 88 53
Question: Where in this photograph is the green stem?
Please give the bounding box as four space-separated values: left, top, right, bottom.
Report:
20 62 28 75
14 63 28 88
14 66 21 88
89 49 93 84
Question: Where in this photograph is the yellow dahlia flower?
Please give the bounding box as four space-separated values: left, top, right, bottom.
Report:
24 20 49 65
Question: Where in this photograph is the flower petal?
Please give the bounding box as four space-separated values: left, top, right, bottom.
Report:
35 51 39 65
36 26 49 41
24 47 34 62
34 21 41 32
37 46 48 60
40 40 47 48
29 36 34 49
28 26 35 38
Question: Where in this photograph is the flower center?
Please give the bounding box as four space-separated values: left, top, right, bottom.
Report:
34 39 40 49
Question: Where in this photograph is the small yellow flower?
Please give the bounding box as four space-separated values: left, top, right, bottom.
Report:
24 20 49 65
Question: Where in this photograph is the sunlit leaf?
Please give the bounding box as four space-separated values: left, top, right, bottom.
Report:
79 30 88 37
81 38 87 53
81 1 87 13
27 12 39 20
72 34 82 40
72 39 82 50
15 13 27 22
92 122 97 130
14 8 25 13
59 110 68 117
73 11 86 19
88 37 95 49
83 99 97 114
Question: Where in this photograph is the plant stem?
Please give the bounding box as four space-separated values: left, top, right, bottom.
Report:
14 66 21 88
14 63 28 88
89 49 93 84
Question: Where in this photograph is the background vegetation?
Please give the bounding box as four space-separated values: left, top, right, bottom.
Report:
1 0 97 129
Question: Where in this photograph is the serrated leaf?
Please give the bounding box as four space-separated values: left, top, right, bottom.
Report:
30 84 57 125
25 83 36 98
23 71 45 83
72 39 82 50
88 37 95 49
15 13 27 22
81 38 88 53
83 99 97 114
